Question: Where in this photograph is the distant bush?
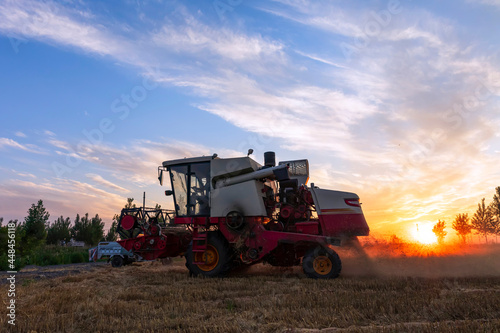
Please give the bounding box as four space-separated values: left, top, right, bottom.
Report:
70 252 86 264
34 251 60 266
21 245 89 267
0 253 9 271
0 253 27 271
0 247 89 270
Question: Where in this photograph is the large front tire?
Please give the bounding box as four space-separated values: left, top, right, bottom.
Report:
185 233 232 277
302 246 342 279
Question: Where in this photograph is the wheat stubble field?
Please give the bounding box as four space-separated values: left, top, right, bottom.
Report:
2 242 500 333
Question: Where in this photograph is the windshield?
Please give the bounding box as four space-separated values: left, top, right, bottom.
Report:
169 162 210 217
170 165 188 216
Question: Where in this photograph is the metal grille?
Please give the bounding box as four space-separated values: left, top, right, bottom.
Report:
279 159 309 176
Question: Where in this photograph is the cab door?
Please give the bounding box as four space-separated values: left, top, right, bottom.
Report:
169 162 211 217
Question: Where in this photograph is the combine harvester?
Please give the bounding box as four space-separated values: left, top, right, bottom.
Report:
109 151 369 279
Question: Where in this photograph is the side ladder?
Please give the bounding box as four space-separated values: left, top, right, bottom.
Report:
192 217 209 265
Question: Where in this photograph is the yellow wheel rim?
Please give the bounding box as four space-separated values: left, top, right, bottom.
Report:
313 255 332 275
194 245 220 272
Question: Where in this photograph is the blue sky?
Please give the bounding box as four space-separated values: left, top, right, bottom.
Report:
0 0 499 238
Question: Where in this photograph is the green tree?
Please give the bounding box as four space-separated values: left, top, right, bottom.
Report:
90 214 105 245
20 200 49 254
71 213 105 246
125 198 136 209
452 213 472 244
0 220 23 250
72 214 87 244
13 220 25 251
46 216 72 245
105 220 118 242
432 220 447 244
71 213 89 244
489 186 500 242
471 198 494 243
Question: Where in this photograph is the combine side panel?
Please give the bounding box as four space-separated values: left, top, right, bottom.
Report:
310 186 369 238
211 180 267 217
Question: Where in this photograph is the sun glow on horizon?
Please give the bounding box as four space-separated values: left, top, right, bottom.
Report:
411 223 438 245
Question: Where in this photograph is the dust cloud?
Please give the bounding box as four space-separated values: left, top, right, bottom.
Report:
338 237 500 278
232 238 500 279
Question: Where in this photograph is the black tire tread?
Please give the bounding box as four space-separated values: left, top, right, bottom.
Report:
111 255 124 268
302 246 342 279
185 232 233 277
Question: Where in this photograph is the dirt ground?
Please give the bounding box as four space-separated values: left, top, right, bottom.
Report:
1 262 108 284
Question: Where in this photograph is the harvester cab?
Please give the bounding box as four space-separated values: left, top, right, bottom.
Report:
160 156 212 217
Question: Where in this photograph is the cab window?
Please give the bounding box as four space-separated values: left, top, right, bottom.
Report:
169 162 210 217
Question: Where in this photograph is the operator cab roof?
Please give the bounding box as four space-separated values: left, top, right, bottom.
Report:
162 155 218 167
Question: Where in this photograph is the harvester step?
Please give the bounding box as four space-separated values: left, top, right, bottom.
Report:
192 249 206 252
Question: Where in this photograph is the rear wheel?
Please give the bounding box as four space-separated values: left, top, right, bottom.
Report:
302 246 341 279
111 255 124 268
185 233 232 277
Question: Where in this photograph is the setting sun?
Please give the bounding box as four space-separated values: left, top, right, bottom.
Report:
411 223 438 245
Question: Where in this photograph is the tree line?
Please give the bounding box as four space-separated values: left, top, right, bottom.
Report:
432 186 500 243
0 199 129 258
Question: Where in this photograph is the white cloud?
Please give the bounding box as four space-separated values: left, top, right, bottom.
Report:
295 50 349 69
44 130 56 137
0 177 126 225
0 138 26 150
259 1 365 38
85 173 130 193
0 0 128 56
11 170 36 179
0 137 42 154
0 137 243 222
196 83 379 157
0 0 288 93
48 138 72 151
152 17 283 62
